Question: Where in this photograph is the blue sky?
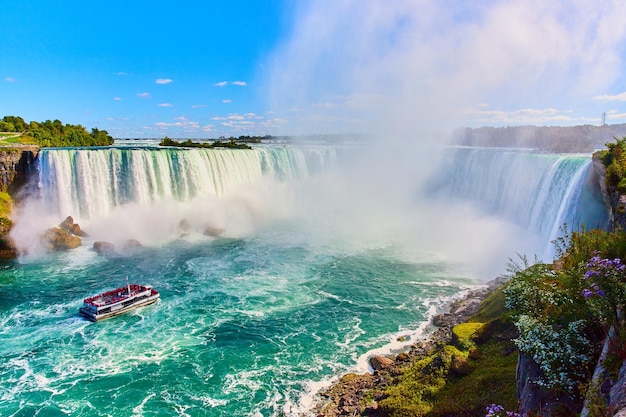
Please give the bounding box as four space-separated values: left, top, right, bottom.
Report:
2 1 626 138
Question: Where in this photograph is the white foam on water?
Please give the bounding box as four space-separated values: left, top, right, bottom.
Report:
131 393 157 417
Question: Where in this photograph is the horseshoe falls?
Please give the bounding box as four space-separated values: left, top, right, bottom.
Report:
0 145 607 416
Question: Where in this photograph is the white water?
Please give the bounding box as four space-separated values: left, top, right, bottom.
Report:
0 144 609 416
12 144 606 272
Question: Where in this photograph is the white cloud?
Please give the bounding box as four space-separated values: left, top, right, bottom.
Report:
158 103 174 107
156 78 173 85
228 115 245 120
115 72 127 76
267 1 626 134
232 81 247 86
191 104 207 108
592 92 626 101
608 112 626 120
222 99 232 103
113 97 122 101
137 92 152 99
214 81 228 87
154 117 200 131
5 77 17 83
466 105 575 124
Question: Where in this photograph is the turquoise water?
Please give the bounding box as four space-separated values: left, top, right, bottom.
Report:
0 227 473 416
0 144 606 416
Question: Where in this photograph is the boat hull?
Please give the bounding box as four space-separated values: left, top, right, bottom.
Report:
79 292 160 322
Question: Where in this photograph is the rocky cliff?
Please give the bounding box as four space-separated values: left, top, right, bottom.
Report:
593 152 626 231
0 146 39 196
0 146 39 259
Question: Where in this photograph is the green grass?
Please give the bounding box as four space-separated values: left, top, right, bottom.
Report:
452 322 484 350
469 287 507 323
376 286 518 417
0 135 38 145
428 339 519 417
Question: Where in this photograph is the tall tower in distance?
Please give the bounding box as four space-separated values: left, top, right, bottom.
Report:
601 112 607 126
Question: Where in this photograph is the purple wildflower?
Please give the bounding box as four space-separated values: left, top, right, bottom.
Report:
582 289 594 298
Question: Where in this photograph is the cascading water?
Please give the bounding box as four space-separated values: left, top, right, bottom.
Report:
0 144 608 417
37 146 334 220
429 147 608 260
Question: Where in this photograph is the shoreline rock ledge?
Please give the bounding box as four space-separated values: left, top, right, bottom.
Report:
311 285 493 417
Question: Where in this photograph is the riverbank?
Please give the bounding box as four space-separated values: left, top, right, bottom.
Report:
310 278 511 416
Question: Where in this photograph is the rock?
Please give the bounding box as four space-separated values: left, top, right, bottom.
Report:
451 297 482 315
609 360 626 413
370 356 394 371
69 223 88 237
178 219 190 232
59 216 74 231
42 227 81 252
59 215 88 237
203 226 225 237
93 241 116 256
468 347 482 360
433 313 454 327
450 354 470 375
122 239 142 249
395 352 409 362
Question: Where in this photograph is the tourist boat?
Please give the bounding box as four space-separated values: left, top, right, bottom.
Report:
79 281 160 322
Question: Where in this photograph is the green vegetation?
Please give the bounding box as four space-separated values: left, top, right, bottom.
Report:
375 215 626 416
159 136 253 149
599 136 626 193
0 115 114 147
377 291 518 417
502 227 626 408
430 339 518 416
0 192 13 234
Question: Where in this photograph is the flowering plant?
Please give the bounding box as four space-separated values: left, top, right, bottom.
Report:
485 403 520 417
582 255 626 326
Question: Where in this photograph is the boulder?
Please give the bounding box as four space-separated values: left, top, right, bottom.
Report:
59 215 88 237
69 223 88 237
468 347 482 360
93 241 116 256
122 239 143 249
203 226 225 237
370 356 394 371
42 227 81 252
433 313 454 327
450 354 470 375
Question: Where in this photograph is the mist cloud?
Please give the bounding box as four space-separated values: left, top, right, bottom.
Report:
267 0 626 135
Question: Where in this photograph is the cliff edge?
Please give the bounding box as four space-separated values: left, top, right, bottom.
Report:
593 152 626 231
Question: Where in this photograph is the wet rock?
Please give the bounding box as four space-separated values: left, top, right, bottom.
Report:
93 241 116 256
203 226 225 237
370 356 394 371
42 227 81 252
122 239 142 249
59 215 88 237
433 313 454 327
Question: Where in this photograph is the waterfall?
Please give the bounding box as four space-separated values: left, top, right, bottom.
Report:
18 144 606 265
36 146 337 220
429 147 608 259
